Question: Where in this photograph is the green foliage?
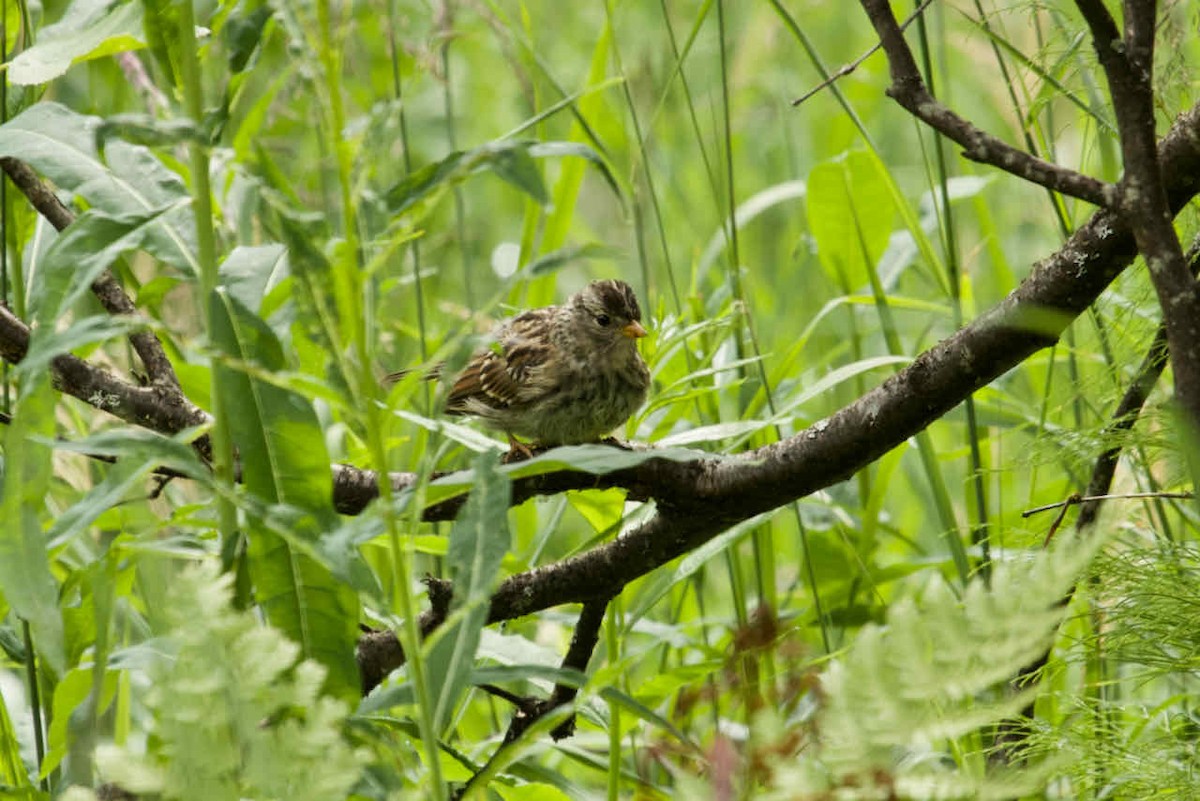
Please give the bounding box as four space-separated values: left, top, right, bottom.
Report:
0 0 1197 799
425 450 511 732
0 379 65 677
792 534 1102 798
85 561 365 801
211 289 363 702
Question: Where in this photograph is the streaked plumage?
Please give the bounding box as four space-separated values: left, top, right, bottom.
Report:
441 279 650 447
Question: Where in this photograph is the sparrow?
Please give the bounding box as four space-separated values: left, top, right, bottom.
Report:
414 279 650 453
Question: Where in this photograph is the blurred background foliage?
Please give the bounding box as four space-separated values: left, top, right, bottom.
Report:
1 0 1199 798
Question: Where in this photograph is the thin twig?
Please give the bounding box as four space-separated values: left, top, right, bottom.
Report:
1023 491 1194 519
792 0 937 106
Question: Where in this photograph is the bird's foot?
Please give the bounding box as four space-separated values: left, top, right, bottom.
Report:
503 435 535 464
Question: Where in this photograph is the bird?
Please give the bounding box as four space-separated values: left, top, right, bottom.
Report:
405 279 650 456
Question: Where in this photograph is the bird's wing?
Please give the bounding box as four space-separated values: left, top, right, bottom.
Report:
446 310 555 411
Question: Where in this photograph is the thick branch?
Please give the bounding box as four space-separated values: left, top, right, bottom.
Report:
0 156 181 391
857 0 1116 207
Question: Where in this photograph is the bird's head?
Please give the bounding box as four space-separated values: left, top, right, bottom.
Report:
569 279 647 350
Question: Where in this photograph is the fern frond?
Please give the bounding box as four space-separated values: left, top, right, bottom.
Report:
791 531 1104 799
95 561 366 801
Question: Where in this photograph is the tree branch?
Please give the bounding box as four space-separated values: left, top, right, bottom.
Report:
856 0 1116 207
0 156 182 391
503 597 610 743
0 305 208 448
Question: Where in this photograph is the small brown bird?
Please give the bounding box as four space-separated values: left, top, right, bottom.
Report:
424 279 650 453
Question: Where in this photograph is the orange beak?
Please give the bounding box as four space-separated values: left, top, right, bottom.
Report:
622 320 648 339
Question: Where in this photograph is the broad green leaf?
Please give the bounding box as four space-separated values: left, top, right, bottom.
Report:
426 450 512 731
567 487 626 534
0 103 197 273
219 244 289 314
210 289 361 702
807 151 894 291
494 783 573 801
0 379 66 676
7 0 144 86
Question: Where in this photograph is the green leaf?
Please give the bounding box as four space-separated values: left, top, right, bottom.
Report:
445 451 512 605
95 113 210 153
597 685 694 748
413 444 713 509
815 532 1105 788
222 2 273 73
567 487 626 534
655 420 772 447
140 0 181 90
210 289 361 702
626 510 781 625
18 317 145 380
527 141 621 206
28 205 178 326
699 179 808 275
7 0 145 86
0 379 66 676
488 142 548 204
522 242 622 278
384 140 617 221
471 664 588 690
219 244 289 315
426 450 512 731
807 151 894 291
41 666 118 778
0 103 198 273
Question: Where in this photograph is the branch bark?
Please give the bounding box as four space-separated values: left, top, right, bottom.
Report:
0 305 208 440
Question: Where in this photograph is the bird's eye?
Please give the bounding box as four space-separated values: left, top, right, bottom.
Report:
595 313 612 327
